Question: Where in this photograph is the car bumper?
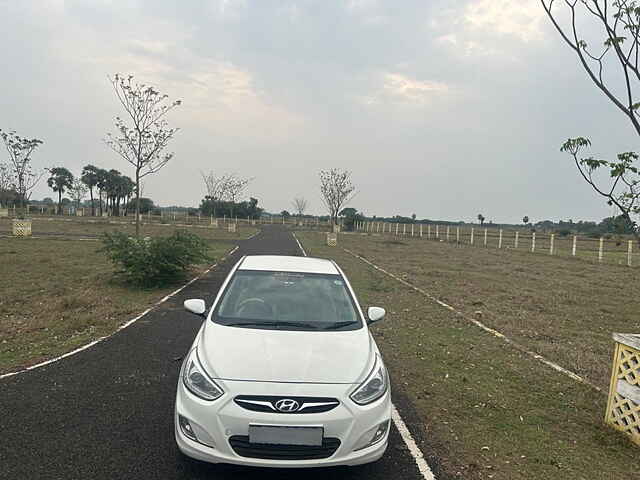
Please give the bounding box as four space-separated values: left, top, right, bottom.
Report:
174 378 391 468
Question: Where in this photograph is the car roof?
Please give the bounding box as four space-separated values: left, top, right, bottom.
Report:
238 255 340 275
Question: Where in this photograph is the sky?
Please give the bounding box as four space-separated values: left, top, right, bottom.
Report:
0 0 636 223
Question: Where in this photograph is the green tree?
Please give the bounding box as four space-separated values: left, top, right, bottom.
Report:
47 167 74 214
477 213 485 225
523 215 529 225
81 165 100 216
105 74 181 236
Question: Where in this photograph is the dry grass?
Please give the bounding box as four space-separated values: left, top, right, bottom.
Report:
0 216 257 241
340 232 639 391
0 230 233 374
298 231 640 480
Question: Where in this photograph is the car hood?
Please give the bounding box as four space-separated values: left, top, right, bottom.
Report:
197 321 374 384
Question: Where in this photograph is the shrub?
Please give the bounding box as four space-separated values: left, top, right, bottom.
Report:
101 231 211 287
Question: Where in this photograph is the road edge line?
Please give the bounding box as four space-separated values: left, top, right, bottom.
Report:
0 245 240 381
293 232 436 480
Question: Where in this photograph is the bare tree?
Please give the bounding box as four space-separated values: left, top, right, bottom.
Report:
201 171 231 203
541 1 640 237
104 74 181 236
319 169 355 228
222 174 251 218
0 163 14 207
69 177 89 209
0 130 44 207
292 197 308 217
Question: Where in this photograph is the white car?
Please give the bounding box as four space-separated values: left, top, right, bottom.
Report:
175 255 391 468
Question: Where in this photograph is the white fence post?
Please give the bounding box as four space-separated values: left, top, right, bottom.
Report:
514 231 519 249
470 227 474 245
395 223 399 236
498 229 503 249
531 232 536 252
428 224 432 239
411 224 414 237
549 234 555 255
628 240 633 267
420 224 423 237
435 225 439 238
377 222 380 233
403 224 406 235
446 226 450 242
572 235 577 256
456 227 460 243
599 237 604 263
484 228 488 247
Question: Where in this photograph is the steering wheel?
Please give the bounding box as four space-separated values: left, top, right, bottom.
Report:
236 297 274 318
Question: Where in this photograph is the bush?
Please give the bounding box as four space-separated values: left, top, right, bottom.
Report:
101 231 211 287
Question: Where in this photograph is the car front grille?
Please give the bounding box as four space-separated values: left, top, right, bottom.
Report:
234 395 339 414
228 436 341 460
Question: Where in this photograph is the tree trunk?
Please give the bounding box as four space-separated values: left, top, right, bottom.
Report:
89 187 94 216
98 189 103 216
58 190 62 215
135 169 141 237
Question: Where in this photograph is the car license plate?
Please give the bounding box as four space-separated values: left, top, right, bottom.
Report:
248 425 323 446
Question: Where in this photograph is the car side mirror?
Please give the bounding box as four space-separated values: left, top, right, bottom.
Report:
184 299 206 317
367 306 386 324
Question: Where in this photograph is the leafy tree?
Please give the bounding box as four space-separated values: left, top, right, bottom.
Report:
104 74 181 236
47 167 74 214
542 1 640 241
126 197 155 214
523 215 529 224
319 168 356 228
281 210 291 219
0 129 44 207
339 207 363 232
81 164 100 216
561 138 640 241
477 213 485 225
411 213 416 221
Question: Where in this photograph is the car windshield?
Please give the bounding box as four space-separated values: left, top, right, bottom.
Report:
213 270 362 331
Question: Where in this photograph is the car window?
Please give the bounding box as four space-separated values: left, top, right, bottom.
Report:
213 270 362 330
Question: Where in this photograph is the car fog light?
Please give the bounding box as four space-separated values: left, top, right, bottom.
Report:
353 419 391 451
179 415 198 442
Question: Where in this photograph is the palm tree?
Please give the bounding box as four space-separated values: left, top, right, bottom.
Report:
47 167 74 214
81 165 100 216
477 213 485 226
95 168 109 216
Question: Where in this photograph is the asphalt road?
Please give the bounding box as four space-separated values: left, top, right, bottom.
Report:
0 225 431 480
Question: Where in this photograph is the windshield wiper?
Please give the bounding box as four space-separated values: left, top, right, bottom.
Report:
321 321 360 330
224 321 320 329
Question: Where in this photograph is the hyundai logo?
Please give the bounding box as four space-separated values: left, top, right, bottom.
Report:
274 399 300 412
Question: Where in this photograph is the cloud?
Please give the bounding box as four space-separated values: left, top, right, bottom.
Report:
464 0 545 43
360 73 449 107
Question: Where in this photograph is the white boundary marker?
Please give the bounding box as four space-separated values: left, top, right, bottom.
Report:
292 232 307 256
293 233 436 480
343 247 602 393
0 246 240 381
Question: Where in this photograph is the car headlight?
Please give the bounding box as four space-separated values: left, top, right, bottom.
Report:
182 348 224 401
350 355 388 405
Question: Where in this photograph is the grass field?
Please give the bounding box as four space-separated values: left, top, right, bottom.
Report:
297 231 640 480
0 219 246 375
